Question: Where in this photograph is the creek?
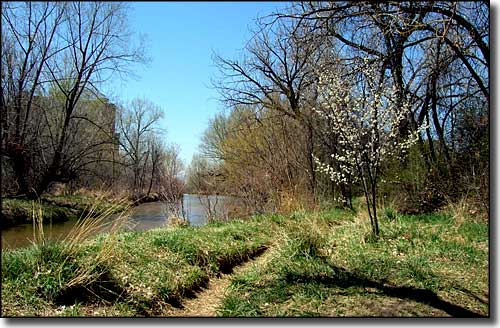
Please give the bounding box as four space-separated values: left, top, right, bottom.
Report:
1 194 230 250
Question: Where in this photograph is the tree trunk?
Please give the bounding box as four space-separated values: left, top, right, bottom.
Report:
305 121 316 198
33 109 72 198
360 167 375 236
10 148 30 196
371 178 379 237
147 155 156 197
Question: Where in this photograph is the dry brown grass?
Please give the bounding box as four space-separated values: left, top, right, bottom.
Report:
167 216 189 227
277 190 317 215
31 200 46 246
442 196 488 224
65 196 132 289
319 293 450 317
29 193 132 291
63 194 130 249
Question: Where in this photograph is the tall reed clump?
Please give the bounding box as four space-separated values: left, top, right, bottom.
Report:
61 193 132 291
31 199 46 246
1 194 132 316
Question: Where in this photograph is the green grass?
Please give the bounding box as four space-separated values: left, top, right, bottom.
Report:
151 220 269 273
1 241 100 316
42 194 129 216
1 204 489 317
217 208 489 317
1 217 272 317
2 199 70 226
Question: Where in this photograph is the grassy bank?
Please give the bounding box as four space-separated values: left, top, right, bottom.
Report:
1 194 129 228
1 205 488 317
1 218 271 316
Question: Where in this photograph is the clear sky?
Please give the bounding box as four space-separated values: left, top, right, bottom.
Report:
105 2 290 166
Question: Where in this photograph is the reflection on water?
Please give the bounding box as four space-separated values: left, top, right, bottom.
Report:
1 194 229 250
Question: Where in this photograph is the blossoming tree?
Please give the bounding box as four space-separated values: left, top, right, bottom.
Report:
314 61 422 237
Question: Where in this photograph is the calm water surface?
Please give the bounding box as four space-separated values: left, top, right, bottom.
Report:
1 194 229 250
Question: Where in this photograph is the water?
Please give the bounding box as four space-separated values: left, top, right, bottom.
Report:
1 194 230 250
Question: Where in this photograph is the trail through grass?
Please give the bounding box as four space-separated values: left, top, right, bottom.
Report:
1 216 271 316
1 205 488 317
217 208 488 317
162 246 272 317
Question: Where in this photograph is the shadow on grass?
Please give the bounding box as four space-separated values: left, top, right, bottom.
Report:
284 264 487 318
54 245 270 315
218 245 268 275
450 284 489 306
55 271 128 306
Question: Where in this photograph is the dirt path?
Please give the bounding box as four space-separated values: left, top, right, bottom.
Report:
163 248 273 317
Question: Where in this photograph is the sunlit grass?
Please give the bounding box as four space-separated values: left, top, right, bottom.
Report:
1 206 273 316
1 195 131 316
2 199 488 317
217 206 489 317
2 193 130 228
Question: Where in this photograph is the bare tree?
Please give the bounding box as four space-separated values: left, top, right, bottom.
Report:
186 154 227 221
1 2 146 197
158 144 186 218
116 97 163 198
35 2 146 196
213 15 323 195
270 1 488 208
280 1 488 154
1 2 66 195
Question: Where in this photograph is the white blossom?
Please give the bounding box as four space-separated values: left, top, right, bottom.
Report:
313 61 421 231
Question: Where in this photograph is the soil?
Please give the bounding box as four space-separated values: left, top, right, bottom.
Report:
161 248 273 317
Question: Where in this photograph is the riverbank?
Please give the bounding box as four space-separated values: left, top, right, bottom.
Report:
1 194 131 228
1 206 488 317
1 194 229 250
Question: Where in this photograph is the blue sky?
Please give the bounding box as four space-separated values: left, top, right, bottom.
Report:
105 2 289 166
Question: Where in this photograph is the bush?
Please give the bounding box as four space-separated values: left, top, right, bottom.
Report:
383 207 398 221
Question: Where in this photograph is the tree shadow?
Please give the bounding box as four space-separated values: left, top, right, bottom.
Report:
283 264 487 317
449 284 489 305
